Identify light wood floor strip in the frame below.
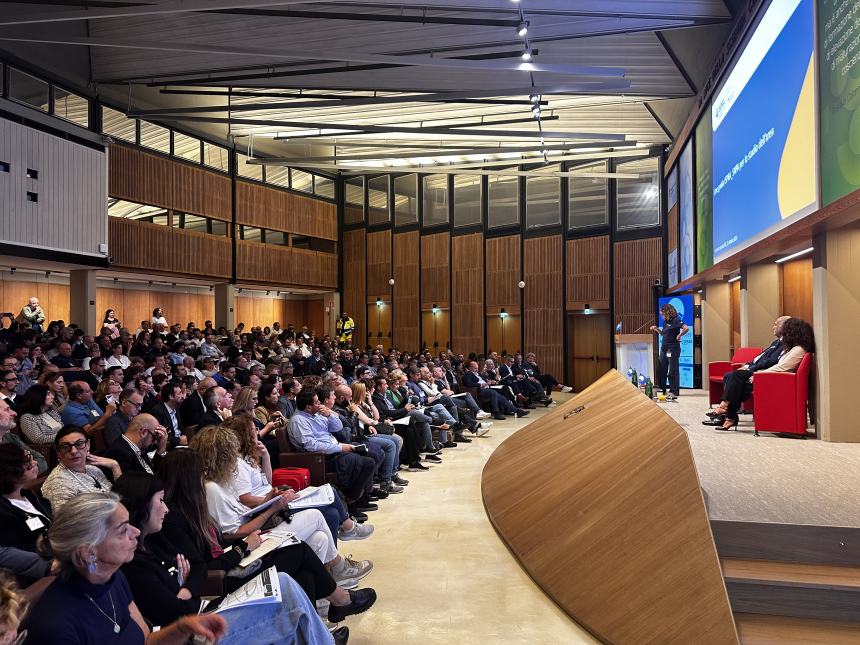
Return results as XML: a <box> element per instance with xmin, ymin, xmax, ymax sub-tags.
<box><xmin>722</xmin><ymin>558</ymin><xmax>860</xmax><ymax>590</ymax></box>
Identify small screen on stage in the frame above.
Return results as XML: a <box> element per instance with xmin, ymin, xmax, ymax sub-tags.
<box><xmin>658</xmin><ymin>295</ymin><xmax>695</xmax><ymax>389</ymax></box>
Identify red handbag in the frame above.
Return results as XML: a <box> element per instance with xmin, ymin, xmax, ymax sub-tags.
<box><xmin>271</xmin><ymin>467</ymin><xmax>311</xmax><ymax>491</ymax></box>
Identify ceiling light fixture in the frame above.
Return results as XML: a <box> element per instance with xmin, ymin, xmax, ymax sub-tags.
<box><xmin>521</xmin><ymin>49</ymin><xmax>533</xmax><ymax>62</ymax></box>
<box><xmin>727</xmin><ymin>275</ymin><xmax>741</xmax><ymax>283</ymax></box>
<box><xmin>529</xmin><ymin>93</ymin><xmax>539</xmax><ymax>103</ymax></box>
<box><xmin>774</xmin><ymin>247</ymin><xmax>814</xmax><ymax>263</ymax></box>
<box><xmin>517</xmin><ymin>21</ymin><xmax>529</xmax><ymax>37</ymax></box>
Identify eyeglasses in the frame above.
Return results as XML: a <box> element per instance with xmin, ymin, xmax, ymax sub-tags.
<box><xmin>57</xmin><ymin>438</ymin><xmax>89</xmax><ymax>453</ymax></box>
<box><xmin>22</xmin><ymin>451</ymin><xmax>34</xmax><ymax>464</ymax></box>
<box><xmin>127</xmin><ymin>400</ymin><xmax>144</xmax><ymax>409</ymax></box>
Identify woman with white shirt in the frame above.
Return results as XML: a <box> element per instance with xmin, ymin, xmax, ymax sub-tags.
<box><xmin>41</xmin><ymin>426</ymin><xmax>123</xmax><ymax>511</ymax></box>
<box><xmin>105</xmin><ymin>341</ymin><xmax>131</xmax><ymax>369</ymax></box>
<box><xmin>18</xmin><ymin>384</ymin><xmax>63</xmax><ymax>445</ymax></box>
<box><xmin>189</xmin><ymin>424</ymin><xmax>373</xmax><ymax>588</ymax></box>
<box><xmin>151</xmin><ymin>307</ymin><xmax>168</xmax><ymax>328</ymax></box>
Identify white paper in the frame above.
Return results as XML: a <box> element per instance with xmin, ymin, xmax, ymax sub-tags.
<box><xmin>288</xmin><ymin>484</ymin><xmax>335</xmax><ymax>510</ymax></box>
<box><xmin>211</xmin><ymin>566</ymin><xmax>281</xmax><ymax>612</ymax></box>
<box><xmin>241</xmin><ymin>494</ymin><xmax>281</xmax><ymax>518</ymax></box>
<box><xmin>238</xmin><ymin>533</ymin><xmax>299</xmax><ymax>568</ymax></box>
<box><xmin>391</xmin><ymin>417</ymin><xmax>411</xmax><ymax>426</ymax></box>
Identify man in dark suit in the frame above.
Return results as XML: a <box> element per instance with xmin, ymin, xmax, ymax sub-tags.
<box><xmin>462</xmin><ymin>361</ymin><xmax>527</xmax><ymax>421</ymax></box>
<box><xmin>499</xmin><ymin>355</ymin><xmax>549</xmax><ymax>406</ymax></box>
<box><xmin>148</xmin><ymin>381</ymin><xmax>187</xmax><ymax>448</ymax></box>
<box><xmin>179</xmin><ymin>376</ymin><xmax>215</xmax><ymax>427</ymax></box>
<box><xmin>103</xmin><ymin>387</ymin><xmax>144</xmax><ymax>448</ymax></box>
<box><xmin>196</xmin><ymin>385</ymin><xmax>233</xmax><ymax>429</ymax></box>
<box><xmin>103</xmin><ymin>413</ymin><xmax>167</xmax><ymax>475</ymax></box>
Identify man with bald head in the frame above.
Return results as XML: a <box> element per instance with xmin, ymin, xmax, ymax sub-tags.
<box><xmin>103</xmin><ymin>412</ymin><xmax>168</xmax><ymax>475</ymax></box>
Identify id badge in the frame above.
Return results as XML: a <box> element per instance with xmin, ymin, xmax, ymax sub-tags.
<box><xmin>666</xmin><ymin>352</ymin><xmax>672</xmax><ymax>358</ymax></box>
<box><xmin>26</xmin><ymin>516</ymin><xmax>45</xmax><ymax>531</ymax></box>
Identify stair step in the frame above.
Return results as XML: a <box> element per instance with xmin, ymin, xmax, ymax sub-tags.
<box><xmin>736</xmin><ymin>613</ymin><xmax>860</xmax><ymax>644</ymax></box>
<box><xmin>723</xmin><ymin>558</ymin><xmax>860</xmax><ymax>591</ymax></box>
<box><xmin>723</xmin><ymin>559</ymin><xmax>860</xmax><ymax>622</ymax></box>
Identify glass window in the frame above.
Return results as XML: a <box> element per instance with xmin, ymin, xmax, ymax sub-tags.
<box><xmin>102</xmin><ymin>106</ymin><xmax>136</xmax><ymax>142</ymax></box>
<box><xmin>292</xmin><ymin>235</ymin><xmax>336</xmax><ymax>253</ymax></box>
<box><xmin>53</xmin><ymin>87</ymin><xmax>89</xmax><ymax>127</ymax></box>
<box><xmin>267</xmin><ymin>231</ymin><xmax>289</xmax><ymax>246</ymax></box>
<box><xmin>266</xmin><ymin>165</ymin><xmax>290</xmax><ymax>188</ymax></box>
<box><xmin>107</xmin><ymin>198</ymin><xmax>168</xmax><ymax>223</ymax></box>
<box><xmin>393</xmin><ymin>174</ymin><xmax>418</xmax><ymax>227</ymax></box>
<box><xmin>8</xmin><ymin>68</ymin><xmax>48</xmax><ymax>111</ymax></box>
<box><xmin>210</xmin><ymin>219</ymin><xmax>228</xmax><ymax>236</ymax></box>
<box><xmin>423</xmin><ymin>174</ymin><xmax>449</xmax><ymax>227</ymax></box>
<box><xmin>315</xmin><ymin>175</ymin><xmax>335</xmax><ymax>199</ymax></box>
<box><xmin>240</xmin><ymin>225</ymin><xmax>262</xmax><ymax>242</ymax></box>
<box><xmin>203</xmin><ymin>142</ymin><xmax>229</xmax><ymax>172</ymax></box>
<box><xmin>616</xmin><ymin>156</ymin><xmax>661</xmax><ymax>230</ymax></box>
<box><xmin>237</xmin><ymin>152</ymin><xmax>263</xmax><ymax>181</ymax></box>
<box><xmin>367</xmin><ymin>176</ymin><xmax>389</xmax><ymax>225</ymax></box>
<box><xmin>291</xmin><ymin>235</ymin><xmax>310</xmax><ymax>249</ymax></box>
<box><xmin>291</xmin><ymin>169</ymin><xmax>313</xmax><ymax>193</ymax></box>
<box><xmin>488</xmin><ymin>173</ymin><xmax>519</xmax><ymax>229</ymax></box>
<box><xmin>173</xmin><ymin>132</ymin><xmax>201</xmax><ymax>163</ymax></box>
<box><xmin>344</xmin><ymin>177</ymin><xmax>365</xmax><ymax>225</ymax></box>
<box><xmin>526</xmin><ymin>167</ymin><xmax>560</xmax><ymax>230</ymax></box>
<box><xmin>453</xmin><ymin>175</ymin><xmax>482</xmax><ymax>228</ymax></box>
<box><xmin>569</xmin><ymin>161</ymin><xmax>609</xmax><ymax>230</ymax></box>
<box><xmin>139</xmin><ymin>121</ymin><xmax>170</xmax><ymax>154</ymax></box>
<box><xmin>179</xmin><ymin>213</ymin><xmax>207</xmax><ymax>233</ymax></box>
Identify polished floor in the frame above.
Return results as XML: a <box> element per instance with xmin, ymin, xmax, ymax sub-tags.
<box><xmin>343</xmin><ymin>393</ymin><xmax>598</xmax><ymax>645</ymax></box>
<box><xmin>660</xmin><ymin>390</ymin><xmax>860</xmax><ymax>526</ymax></box>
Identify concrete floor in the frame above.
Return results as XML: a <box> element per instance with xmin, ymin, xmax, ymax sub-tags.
<box><xmin>343</xmin><ymin>393</ymin><xmax>598</xmax><ymax>645</ymax></box>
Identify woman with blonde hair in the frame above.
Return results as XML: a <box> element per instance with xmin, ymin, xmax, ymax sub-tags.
<box><xmin>190</xmin><ymin>425</ymin><xmax>375</xmax><ymax>591</ymax></box>
<box><xmin>94</xmin><ymin>378</ymin><xmax>122</xmax><ymax>411</ymax></box>
<box><xmin>0</xmin><ymin>572</ymin><xmax>28</xmax><ymax>645</ymax></box>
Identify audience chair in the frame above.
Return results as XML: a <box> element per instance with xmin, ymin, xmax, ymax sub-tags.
<box><xmin>274</xmin><ymin>426</ymin><xmax>330</xmax><ymax>486</ymax></box>
<box><xmin>753</xmin><ymin>353</ymin><xmax>813</xmax><ymax>437</ymax></box>
<box><xmin>708</xmin><ymin>346</ymin><xmax>762</xmax><ymax>409</ymax></box>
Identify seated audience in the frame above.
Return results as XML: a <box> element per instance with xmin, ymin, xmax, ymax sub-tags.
<box><xmin>18</xmin><ymin>384</ymin><xmax>63</xmax><ymax>445</ymax></box>
<box><xmin>38</xmin><ymin>370</ymin><xmax>66</xmax><ymax>413</ymax></box>
<box><xmin>0</xmin><ymin>400</ymin><xmax>47</xmax><ymax>475</ymax></box>
<box><xmin>60</xmin><ymin>381</ymin><xmax>115</xmax><ymax>440</ymax></box>
<box><xmin>103</xmin><ymin>388</ymin><xmax>145</xmax><ymax>448</ymax></box>
<box><xmin>41</xmin><ymin>426</ymin><xmax>121</xmax><ymax>510</ymax></box>
<box><xmin>148</xmin><ymin>381</ymin><xmax>188</xmax><ymax>448</ymax></box>
<box><xmin>103</xmin><ymin>414</ymin><xmax>168</xmax><ymax>475</ymax></box>
<box><xmin>462</xmin><ymin>361</ymin><xmax>527</xmax><ymax>420</ymax></box>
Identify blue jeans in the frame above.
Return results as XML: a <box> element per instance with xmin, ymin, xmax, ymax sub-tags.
<box><xmin>299</xmin><ymin>494</ymin><xmax>349</xmax><ymax>545</ymax></box>
<box><xmin>367</xmin><ymin>434</ymin><xmax>399</xmax><ymax>482</ymax></box>
<box><xmin>219</xmin><ymin>572</ymin><xmax>335</xmax><ymax>644</ymax></box>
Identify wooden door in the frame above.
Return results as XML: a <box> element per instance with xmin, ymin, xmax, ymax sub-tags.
<box><xmin>567</xmin><ymin>312</ymin><xmax>612</xmax><ymax>392</ymax></box>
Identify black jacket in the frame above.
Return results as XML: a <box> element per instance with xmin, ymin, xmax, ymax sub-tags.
<box><xmin>196</xmin><ymin>409</ymin><xmax>224</xmax><ymax>430</ymax></box>
<box><xmin>148</xmin><ymin>402</ymin><xmax>185</xmax><ymax>448</ymax></box>
<box><xmin>179</xmin><ymin>391</ymin><xmax>207</xmax><ymax>427</ymax></box>
<box><xmin>371</xmin><ymin>392</ymin><xmax>409</xmax><ymax>421</ymax></box>
<box><xmin>0</xmin><ymin>490</ymin><xmax>52</xmax><ymax>552</ymax></box>
<box><xmin>102</xmin><ymin>436</ymin><xmax>163</xmax><ymax>475</ymax></box>
<box><xmin>749</xmin><ymin>339</ymin><xmax>784</xmax><ymax>372</ymax></box>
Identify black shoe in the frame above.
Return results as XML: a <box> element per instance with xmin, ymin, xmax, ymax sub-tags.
<box><xmin>523</xmin><ymin>402</ymin><xmax>537</xmax><ymax>409</ymax></box>
<box><xmin>392</xmin><ymin>475</ymin><xmax>409</xmax><ymax>486</ymax></box>
<box><xmin>352</xmin><ymin>511</ymin><xmax>368</xmax><ymax>523</ymax></box>
<box><xmin>424</xmin><ymin>454</ymin><xmax>442</xmax><ymax>463</ymax></box>
<box><xmin>373</xmin><ymin>489</ymin><xmax>389</xmax><ymax>500</ymax></box>
<box><xmin>328</xmin><ymin>588</ymin><xmax>377</xmax><ymax>623</ymax></box>
<box><xmin>423</xmin><ymin>447</ymin><xmax>442</xmax><ymax>455</ymax></box>
<box><xmin>356</xmin><ymin>502</ymin><xmax>379</xmax><ymax>512</ymax></box>
<box><xmin>332</xmin><ymin>625</ymin><xmax>349</xmax><ymax>645</ymax></box>
<box><xmin>515</xmin><ymin>409</ymin><xmax>530</xmax><ymax>418</ymax></box>
<box><xmin>454</xmin><ymin>433</ymin><xmax>472</xmax><ymax>443</ymax></box>
<box><xmin>542</xmin><ymin>398</ymin><xmax>553</xmax><ymax>407</ymax></box>
<box><xmin>407</xmin><ymin>462</ymin><xmax>429</xmax><ymax>471</ymax></box>
<box><xmin>493</xmin><ymin>413</ymin><xmax>506</xmax><ymax>420</ymax></box>
<box><xmin>441</xmin><ymin>441</ymin><xmax>458</xmax><ymax>448</ymax></box>
<box><xmin>701</xmin><ymin>416</ymin><xmax>726</xmax><ymax>426</ymax></box>
<box><xmin>716</xmin><ymin>422</ymin><xmax>738</xmax><ymax>432</ymax></box>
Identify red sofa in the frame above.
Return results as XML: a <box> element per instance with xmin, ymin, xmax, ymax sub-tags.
<box><xmin>708</xmin><ymin>347</ymin><xmax>762</xmax><ymax>408</ymax></box>
<box><xmin>753</xmin><ymin>353</ymin><xmax>813</xmax><ymax>437</ymax></box>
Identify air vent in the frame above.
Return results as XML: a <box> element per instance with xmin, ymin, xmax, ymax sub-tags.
<box><xmin>26</xmin><ymin>168</ymin><xmax>38</xmax><ymax>180</ymax></box>
<box><xmin>26</xmin><ymin>192</ymin><xmax>38</xmax><ymax>203</ymax></box>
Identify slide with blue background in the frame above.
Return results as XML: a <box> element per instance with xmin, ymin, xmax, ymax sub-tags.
<box><xmin>658</xmin><ymin>295</ymin><xmax>695</xmax><ymax>389</ymax></box>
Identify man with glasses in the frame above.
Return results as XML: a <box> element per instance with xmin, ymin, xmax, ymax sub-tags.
<box><xmin>69</xmin><ymin>356</ymin><xmax>106</xmax><ymax>391</ymax></box>
<box><xmin>0</xmin><ymin>399</ymin><xmax>46</xmax><ymax>474</ymax></box>
<box><xmin>0</xmin><ymin>369</ymin><xmax>20</xmax><ymax>415</ymax></box>
<box><xmin>103</xmin><ymin>388</ymin><xmax>145</xmax><ymax>447</ymax></box>
<box><xmin>41</xmin><ymin>425</ymin><xmax>122</xmax><ymax>510</ymax></box>
<box><xmin>59</xmin><ymin>381</ymin><xmax>116</xmax><ymax>442</ymax></box>
<box><xmin>103</xmin><ymin>413</ymin><xmax>168</xmax><ymax>475</ymax></box>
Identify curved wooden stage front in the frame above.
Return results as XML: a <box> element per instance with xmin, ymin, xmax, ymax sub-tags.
<box><xmin>481</xmin><ymin>370</ymin><xmax>739</xmax><ymax>644</ymax></box>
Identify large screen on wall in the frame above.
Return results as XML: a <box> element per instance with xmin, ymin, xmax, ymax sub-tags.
<box><xmin>820</xmin><ymin>0</ymin><xmax>860</xmax><ymax>206</ymax></box>
<box><xmin>658</xmin><ymin>295</ymin><xmax>695</xmax><ymax>389</ymax></box>
<box><xmin>711</xmin><ymin>0</ymin><xmax>817</xmax><ymax>262</ymax></box>
<box><xmin>667</xmin><ymin>165</ymin><xmax>679</xmax><ymax>286</ymax></box>
<box><xmin>679</xmin><ymin>141</ymin><xmax>695</xmax><ymax>282</ymax></box>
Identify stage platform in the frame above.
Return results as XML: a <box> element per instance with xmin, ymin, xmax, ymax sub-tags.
<box><xmin>661</xmin><ymin>390</ymin><xmax>860</xmax><ymax>527</ymax></box>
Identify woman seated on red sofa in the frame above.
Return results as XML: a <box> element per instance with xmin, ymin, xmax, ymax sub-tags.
<box><xmin>706</xmin><ymin>317</ymin><xmax>815</xmax><ymax>432</ymax></box>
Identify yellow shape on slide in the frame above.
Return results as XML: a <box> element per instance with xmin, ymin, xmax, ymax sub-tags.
<box><xmin>778</xmin><ymin>54</ymin><xmax>816</xmax><ymax>218</ymax></box>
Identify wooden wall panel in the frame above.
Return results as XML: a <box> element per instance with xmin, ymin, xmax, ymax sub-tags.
<box><xmin>96</xmin><ymin>288</ymin><xmax>215</xmax><ymax>331</ymax></box>
<box><xmin>421</xmin><ymin>310</ymin><xmax>450</xmax><ymax>351</ymax></box>
<box><xmin>109</xmin><ymin>219</ymin><xmax>231</xmax><ymax>281</ymax></box>
<box><xmin>393</xmin><ymin>231</ymin><xmax>420</xmax><ymax>349</ymax></box>
<box><xmin>108</xmin><ymin>144</ymin><xmax>231</xmax><ymax>221</ymax></box>
<box><xmin>566</xmin><ymin>235</ymin><xmax>610</xmax><ymax>310</ymax></box>
<box><xmin>305</xmin><ymin>298</ymin><xmax>325</xmax><ymax>336</ymax></box>
<box><xmin>781</xmin><ymin>257</ymin><xmax>813</xmax><ymax>324</ymax></box>
<box><xmin>420</xmin><ymin>232</ymin><xmax>450</xmax><ymax>309</ymax></box>
<box><xmin>366</xmin><ymin>230</ymin><xmax>392</xmax><ymax>302</ymax></box>
<box><xmin>614</xmin><ymin>237</ymin><xmax>663</xmax><ymax>334</ymax></box>
<box><xmin>730</xmin><ymin>280</ymin><xmax>741</xmax><ymax>353</ymax></box>
<box><xmin>235</xmin><ymin>241</ymin><xmax>337</xmax><ymax>289</ymax></box>
<box><xmin>0</xmin><ymin>280</ymin><xmax>70</xmax><ymax>326</ymax></box>
<box><xmin>451</xmin><ymin>233</ymin><xmax>484</xmax><ymax>355</ymax></box>
<box><xmin>487</xmin><ymin>315</ymin><xmax>521</xmax><ymax>355</ymax></box>
<box><xmin>524</xmin><ymin>236</ymin><xmax>564</xmax><ymax>379</ymax></box>
<box><xmin>486</xmin><ymin>235</ymin><xmax>520</xmax><ymax>315</ymax></box>
<box><xmin>343</xmin><ymin>229</ymin><xmax>367</xmax><ymax>348</ymax></box>
<box><xmin>235</xmin><ymin>181</ymin><xmax>337</xmax><ymax>240</ymax></box>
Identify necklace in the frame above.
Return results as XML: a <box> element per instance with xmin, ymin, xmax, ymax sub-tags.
<box><xmin>82</xmin><ymin>588</ymin><xmax>121</xmax><ymax>634</ymax></box>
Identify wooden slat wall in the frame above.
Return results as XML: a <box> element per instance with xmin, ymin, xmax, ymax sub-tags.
<box><xmin>566</xmin><ymin>235</ymin><xmax>610</xmax><ymax>310</ymax></box>
<box><xmin>420</xmin><ymin>232</ymin><xmax>450</xmax><ymax>309</ymax></box>
<box><xmin>342</xmin><ymin>229</ymin><xmax>367</xmax><ymax>347</ymax></box>
<box><xmin>451</xmin><ymin>233</ymin><xmax>484</xmax><ymax>354</ymax></box>
<box><xmin>486</xmin><ymin>235</ymin><xmax>521</xmax><ymax>315</ymax></box>
<box><xmin>96</xmin><ymin>287</ymin><xmax>215</xmax><ymax>331</ymax></box>
<box><xmin>109</xmin><ymin>218</ymin><xmax>232</xmax><ymax>281</ymax></box>
<box><xmin>108</xmin><ymin>144</ymin><xmax>231</xmax><ymax>221</ymax></box>
<box><xmin>235</xmin><ymin>181</ymin><xmax>337</xmax><ymax>240</ymax></box>
<box><xmin>236</xmin><ymin>241</ymin><xmax>337</xmax><ymax>288</ymax></box>
<box><xmin>614</xmin><ymin>237</ymin><xmax>663</xmax><ymax>333</ymax></box>
<box><xmin>393</xmin><ymin>231</ymin><xmax>420</xmax><ymax>349</ymax></box>
<box><xmin>366</xmin><ymin>230</ymin><xmax>392</xmax><ymax>302</ymax></box>
<box><xmin>781</xmin><ymin>257</ymin><xmax>813</xmax><ymax>324</ymax></box>
<box><xmin>524</xmin><ymin>236</ymin><xmax>564</xmax><ymax>379</ymax></box>
<box><xmin>0</xmin><ymin>280</ymin><xmax>70</xmax><ymax>326</ymax></box>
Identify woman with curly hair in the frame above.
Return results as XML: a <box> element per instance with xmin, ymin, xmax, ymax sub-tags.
<box><xmin>649</xmin><ymin>302</ymin><xmax>690</xmax><ymax>400</ymax></box>
<box><xmin>0</xmin><ymin>572</ymin><xmax>28</xmax><ymax>644</ymax></box>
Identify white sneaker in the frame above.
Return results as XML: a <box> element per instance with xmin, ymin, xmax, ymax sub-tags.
<box><xmin>476</xmin><ymin>422</ymin><xmax>492</xmax><ymax>437</ymax></box>
<box><xmin>476</xmin><ymin>411</ymin><xmax>492</xmax><ymax>419</ymax></box>
<box><xmin>338</xmin><ymin>521</ymin><xmax>375</xmax><ymax>541</ymax></box>
<box><xmin>331</xmin><ymin>555</ymin><xmax>373</xmax><ymax>586</ymax></box>
<box><xmin>561</xmin><ymin>386</ymin><xmax>573</xmax><ymax>393</ymax></box>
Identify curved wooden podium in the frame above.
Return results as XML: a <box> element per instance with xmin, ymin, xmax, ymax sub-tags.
<box><xmin>482</xmin><ymin>370</ymin><xmax>739</xmax><ymax>644</ymax></box>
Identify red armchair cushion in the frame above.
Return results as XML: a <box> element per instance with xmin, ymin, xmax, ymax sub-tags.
<box><xmin>753</xmin><ymin>353</ymin><xmax>813</xmax><ymax>435</ymax></box>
